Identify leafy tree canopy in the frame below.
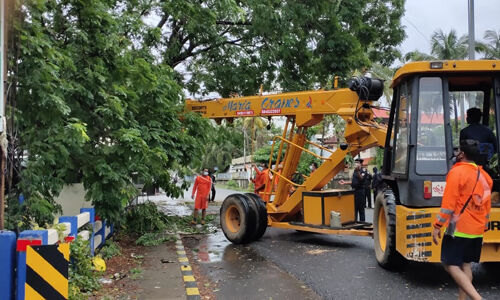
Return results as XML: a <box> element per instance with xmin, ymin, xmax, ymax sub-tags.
<box><xmin>155</xmin><ymin>0</ymin><xmax>406</xmax><ymax>94</ymax></box>
<box><xmin>9</xmin><ymin>0</ymin><xmax>208</xmax><ymax>225</ymax></box>
<box><xmin>8</xmin><ymin>0</ymin><xmax>406</xmax><ymax>226</ymax></box>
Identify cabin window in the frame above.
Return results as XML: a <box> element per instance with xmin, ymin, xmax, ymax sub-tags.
<box><xmin>416</xmin><ymin>77</ymin><xmax>447</xmax><ymax>175</ymax></box>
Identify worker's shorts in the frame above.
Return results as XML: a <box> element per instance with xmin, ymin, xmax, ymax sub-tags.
<box><xmin>195</xmin><ymin>195</ymin><xmax>208</xmax><ymax>210</ymax></box>
<box><xmin>441</xmin><ymin>235</ymin><xmax>483</xmax><ymax>266</ymax></box>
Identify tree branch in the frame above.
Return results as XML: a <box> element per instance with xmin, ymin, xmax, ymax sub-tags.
<box><xmin>156</xmin><ymin>14</ymin><xmax>169</xmax><ymax>28</ymax></box>
<box><xmin>216</xmin><ymin>20</ymin><xmax>252</xmax><ymax>26</ymax></box>
<box><xmin>191</xmin><ymin>38</ymin><xmax>244</xmax><ymax>56</ymax></box>
<box><xmin>170</xmin><ymin>38</ymin><xmax>244</xmax><ymax>68</ymax></box>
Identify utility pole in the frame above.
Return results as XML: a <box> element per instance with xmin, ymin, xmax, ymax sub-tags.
<box><xmin>0</xmin><ymin>0</ymin><xmax>7</xmax><ymax>230</ymax></box>
<box><xmin>468</xmin><ymin>0</ymin><xmax>475</xmax><ymax>60</ymax></box>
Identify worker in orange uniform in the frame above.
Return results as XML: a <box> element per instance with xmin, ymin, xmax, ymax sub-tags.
<box><xmin>252</xmin><ymin>163</ymin><xmax>271</xmax><ymax>201</ymax></box>
<box><xmin>251</xmin><ymin>163</ymin><xmax>264</xmax><ymax>194</ymax></box>
<box><xmin>273</xmin><ymin>163</ymin><xmax>284</xmax><ymax>190</ymax></box>
<box><xmin>191</xmin><ymin>168</ymin><xmax>212</xmax><ymax>225</ymax></box>
<box><xmin>432</xmin><ymin>139</ymin><xmax>492</xmax><ymax>300</ymax></box>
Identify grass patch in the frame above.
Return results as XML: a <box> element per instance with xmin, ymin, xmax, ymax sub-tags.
<box><xmin>129</xmin><ymin>267</ymin><xmax>143</xmax><ymax>280</ymax></box>
<box><xmin>99</xmin><ymin>241</ymin><xmax>121</xmax><ymax>259</ymax></box>
<box><xmin>135</xmin><ymin>232</ymin><xmax>173</xmax><ymax>246</ymax></box>
<box><xmin>215</xmin><ymin>183</ymin><xmax>252</xmax><ymax>192</ymax></box>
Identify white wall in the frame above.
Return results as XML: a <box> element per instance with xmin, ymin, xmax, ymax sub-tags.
<box><xmin>54</xmin><ymin>183</ymin><xmax>92</xmax><ymax>216</ymax></box>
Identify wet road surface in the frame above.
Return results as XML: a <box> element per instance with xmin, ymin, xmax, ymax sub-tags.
<box><xmin>148</xmin><ymin>188</ymin><xmax>500</xmax><ymax>299</ymax></box>
<box><xmin>183</xmin><ymin>231</ymin><xmax>320</xmax><ymax>300</ymax></box>
<box><xmin>186</xmin><ymin>209</ymin><xmax>500</xmax><ymax>300</ymax></box>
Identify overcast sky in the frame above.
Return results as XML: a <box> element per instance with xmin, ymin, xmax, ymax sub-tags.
<box><xmin>400</xmin><ymin>0</ymin><xmax>500</xmax><ymax>56</ymax></box>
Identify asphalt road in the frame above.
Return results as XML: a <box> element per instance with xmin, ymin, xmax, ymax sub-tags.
<box><xmin>189</xmin><ymin>207</ymin><xmax>500</xmax><ymax>300</ymax></box>
<box><xmin>250</xmin><ymin>211</ymin><xmax>500</xmax><ymax>300</ymax></box>
<box><xmin>151</xmin><ymin>187</ymin><xmax>500</xmax><ymax>299</ymax></box>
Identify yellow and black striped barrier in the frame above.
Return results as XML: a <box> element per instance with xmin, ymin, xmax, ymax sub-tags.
<box><xmin>25</xmin><ymin>244</ymin><xmax>69</xmax><ymax>300</ymax></box>
<box><xmin>175</xmin><ymin>234</ymin><xmax>201</xmax><ymax>300</ymax></box>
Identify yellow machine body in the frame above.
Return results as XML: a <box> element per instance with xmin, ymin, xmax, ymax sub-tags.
<box><xmin>186</xmin><ymin>60</ymin><xmax>500</xmax><ymax>263</ymax></box>
<box><xmin>396</xmin><ymin>206</ymin><xmax>500</xmax><ymax>262</ymax></box>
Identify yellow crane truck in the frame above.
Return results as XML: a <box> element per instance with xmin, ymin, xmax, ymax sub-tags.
<box><xmin>185</xmin><ymin>60</ymin><xmax>500</xmax><ymax>268</ymax></box>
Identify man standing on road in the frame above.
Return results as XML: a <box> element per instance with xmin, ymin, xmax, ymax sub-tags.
<box><xmin>251</xmin><ymin>163</ymin><xmax>264</xmax><ymax>194</ymax></box>
<box><xmin>432</xmin><ymin>139</ymin><xmax>492</xmax><ymax>300</ymax></box>
<box><xmin>339</xmin><ymin>158</ymin><xmax>366</xmax><ymax>222</ymax></box>
<box><xmin>252</xmin><ymin>163</ymin><xmax>270</xmax><ymax>199</ymax></box>
<box><xmin>362</xmin><ymin>167</ymin><xmax>372</xmax><ymax>208</ymax></box>
<box><xmin>209</xmin><ymin>169</ymin><xmax>216</xmax><ymax>202</ymax></box>
<box><xmin>371</xmin><ymin>167</ymin><xmax>383</xmax><ymax>201</ymax></box>
<box><xmin>191</xmin><ymin>168</ymin><xmax>212</xmax><ymax>225</ymax></box>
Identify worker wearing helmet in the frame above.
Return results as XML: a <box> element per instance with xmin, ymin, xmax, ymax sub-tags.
<box><xmin>432</xmin><ymin>139</ymin><xmax>492</xmax><ymax>300</ymax></box>
<box><xmin>191</xmin><ymin>168</ymin><xmax>212</xmax><ymax>225</ymax></box>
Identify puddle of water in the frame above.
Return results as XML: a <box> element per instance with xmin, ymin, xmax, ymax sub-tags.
<box><xmin>193</xmin><ymin>231</ymin><xmax>231</xmax><ymax>263</ymax></box>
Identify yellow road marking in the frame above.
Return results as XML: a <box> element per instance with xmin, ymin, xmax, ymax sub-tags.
<box><xmin>178</xmin><ymin>257</ymin><xmax>188</xmax><ymax>262</ymax></box>
<box><xmin>183</xmin><ymin>275</ymin><xmax>195</xmax><ymax>282</ymax></box>
<box><xmin>181</xmin><ymin>265</ymin><xmax>192</xmax><ymax>271</ymax></box>
<box><xmin>177</xmin><ymin>251</ymin><xmax>186</xmax><ymax>255</ymax></box>
<box><xmin>186</xmin><ymin>287</ymin><xmax>200</xmax><ymax>295</ymax></box>
<box><xmin>26</xmin><ymin>246</ymin><xmax>68</xmax><ymax>298</ymax></box>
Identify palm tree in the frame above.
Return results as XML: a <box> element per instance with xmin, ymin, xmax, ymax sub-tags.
<box><xmin>477</xmin><ymin>29</ymin><xmax>500</xmax><ymax>59</ymax></box>
<box><xmin>241</xmin><ymin>117</ymin><xmax>269</xmax><ymax>153</ymax></box>
<box><xmin>430</xmin><ymin>29</ymin><xmax>468</xmax><ymax>60</ymax></box>
<box><xmin>403</xmin><ymin>50</ymin><xmax>435</xmax><ymax>62</ymax></box>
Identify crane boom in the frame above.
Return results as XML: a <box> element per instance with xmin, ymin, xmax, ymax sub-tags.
<box><xmin>186</xmin><ymin>84</ymin><xmax>379</xmax><ymax>127</ymax></box>
<box><xmin>186</xmin><ymin>79</ymin><xmax>387</xmax><ymax>225</ymax></box>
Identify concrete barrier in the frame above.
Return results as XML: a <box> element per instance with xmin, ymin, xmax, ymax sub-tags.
<box><xmin>16</xmin><ymin>230</ymin><xmax>50</xmax><ymax>300</ymax></box>
<box><xmin>13</xmin><ymin>207</ymin><xmax>113</xmax><ymax>299</ymax></box>
<box><xmin>0</xmin><ymin>231</ymin><xmax>16</xmax><ymax>300</ymax></box>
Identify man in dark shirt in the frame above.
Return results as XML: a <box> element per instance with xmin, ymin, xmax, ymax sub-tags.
<box><xmin>371</xmin><ymin>167</ymin><xmax>383</xmax><ymax>200</ymax></box>
<box><xmin>340</xmin><ymin>158</ymin><xmax>366</xmax><ymax>222</ymax></box>
<box><xmin>209</xmin><ymin>170</ymin><xmax>216</xmax><ymax>202</ymax></box>
<box><xmin>362</xmin><ymin>167</ymin><xmax>372</xmax><ymax>208</ymax></box>
<box><xmin>460</xmin><ymin>107</ymin><xmax>497</xmax><ymax>164</ymax></box>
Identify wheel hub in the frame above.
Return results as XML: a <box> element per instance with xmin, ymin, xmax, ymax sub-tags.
<box><xmin>378</xmin><ymin>206</ymin><xmax>387</xmax><ymax>252</ymax></box>
<box><xmin>226</xmin><ymin>205</ymin><xmax>241</xmax><ymax>233</ymax></box>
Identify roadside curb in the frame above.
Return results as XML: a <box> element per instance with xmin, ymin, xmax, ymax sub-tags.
<box><xmin>175</xmin><ymin>234</ymin><xmax>201</xmax><ymax>300</ymax></box>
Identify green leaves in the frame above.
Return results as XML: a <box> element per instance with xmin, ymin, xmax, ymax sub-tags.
<box><xmin>10</xmin><ymin>0</ymin><xmax>209</xmax><ymax>225</ymax></box>
<box><xmin>69</xmin><ymin>237</ymin><xmax>102</xmax><ymax>298</ymax></box>
<box><xmin>181</xmin><ymin>0</ymin><xmax>405</xmax><ymax>94</ymax></box>
<box><xmin>8</xmin><ymin>0</ymin><xmax>406</xmax><ymax>227</ymax></box>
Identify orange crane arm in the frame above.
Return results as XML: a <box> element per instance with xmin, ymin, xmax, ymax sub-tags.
<box><xmin>186</xmin><ymin>79</ymin><xmax>387</xmax><ymax>222</ymax></box>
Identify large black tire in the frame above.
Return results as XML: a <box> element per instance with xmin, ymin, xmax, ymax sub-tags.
<box><xmin>220</xmin><ymin>194</ymin><xmax>257</xmax><ymax>244</ymax></box>
<box><xmin>245</xmin><ymin>193</ymin><xmax>268</xmax><ymax>241</ymax></box>
<box><xmin>373</xmin><ymin>189</ymin><xmax>405</xmax><ymax>270</ymax></box>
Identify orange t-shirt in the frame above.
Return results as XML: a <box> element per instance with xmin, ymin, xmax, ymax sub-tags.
<box><xmin>192</xmin><ymin>175</ymin><xmax>212</xmax><ymax>202</ymax></box>
<box><xmin>274</xmin><ymin>170</ymin><xmax>282</xmax><ymax>187</ymax></box>
<box><xmin>434</xmin><ymin>162</ymin><xmax>492</xmax><ymax>236</ymax></box>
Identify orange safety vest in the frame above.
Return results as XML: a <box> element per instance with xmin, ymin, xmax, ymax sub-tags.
<box><xmin>433</xmin><ymin>162</ymin><xmax>492</xmax><ymax>237</ymax></box>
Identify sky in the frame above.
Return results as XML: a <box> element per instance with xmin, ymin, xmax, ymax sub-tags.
<box><xmin>400</xmin><ymin>0</ymin><xmax>500</xmax><ymax>56</ymax></box>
